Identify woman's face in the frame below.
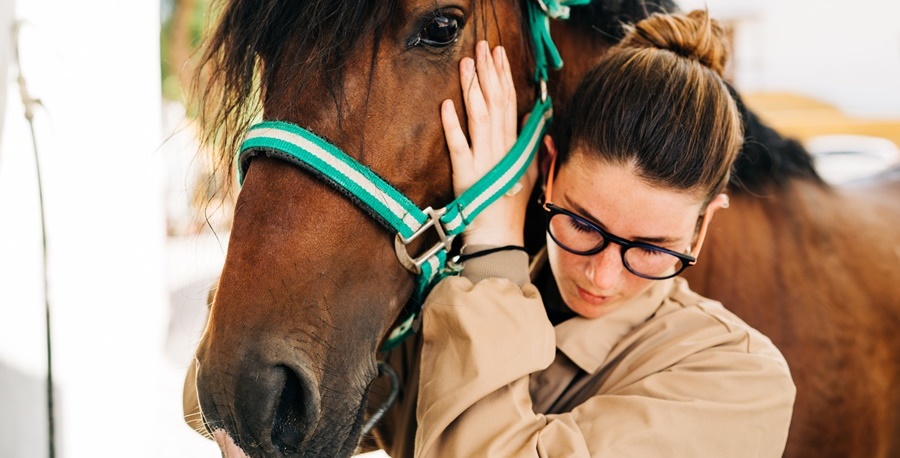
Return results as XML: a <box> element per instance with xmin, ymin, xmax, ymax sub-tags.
<box><xmin>547</xmin><ymin>152</ymin><xmax>706</xmax><ymax>319</ymax></box>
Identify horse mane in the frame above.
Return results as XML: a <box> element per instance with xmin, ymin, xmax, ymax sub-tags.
<box><xmin>726</xmin><ymin>84</ymin><xmax>825</xmax><ymax>193</ymax></box>
<box><xmin>568</xmin><ymin>1</ymin><xmax>679</xmax><ymax>43</ymax></box>
<box><xmin>192</xmin><ymin>0</ymin><xmax>397</xmax><ymax>184</ymax></box>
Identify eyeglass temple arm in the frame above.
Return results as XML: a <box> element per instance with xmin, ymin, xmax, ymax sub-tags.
<box><xmin>543</xmin><ymin>155</ymin><xmax>558</xmax><ymax>208</ymax></box>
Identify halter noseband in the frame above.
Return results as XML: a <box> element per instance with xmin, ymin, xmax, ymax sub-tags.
<box><xmin>236</xmin><ymin>0</ymin><xmax>588</xmax><ymax>351</ymax></box>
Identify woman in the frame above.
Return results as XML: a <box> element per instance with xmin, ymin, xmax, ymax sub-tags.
<box><xmin>415</xmin><ymin>11</ymin><xmax>795</xmax><ymax>457</ymax></box>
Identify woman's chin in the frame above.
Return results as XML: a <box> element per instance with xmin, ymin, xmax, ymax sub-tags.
<box><xmin>568</xmin><ymin>287</ymin><xmax>620</xmax><ymax>319</ymax></box>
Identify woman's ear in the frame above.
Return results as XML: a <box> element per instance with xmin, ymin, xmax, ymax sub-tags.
<box><xmin>706</xmin><ymin>193</ymin><xmax>730</xmax><ymax>217</ymax></box>
<box><xmin>691</xmin><ymin>193</ymin><xmax>730</xmax><ymax>259</ymax></box>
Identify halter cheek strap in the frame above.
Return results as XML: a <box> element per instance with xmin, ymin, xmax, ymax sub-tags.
<box><xmin>236</xmin><ymin>0</ymin><xmax>587</xmax><ymax>351</ymax></box>
<box><xmin>238</xmin><ymin>100</ymin><xmax>551</xmax><ymax>349</ymax></box>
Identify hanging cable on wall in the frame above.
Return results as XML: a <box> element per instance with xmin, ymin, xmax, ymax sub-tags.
<box><xmin>12</xmin><ymin>20</ymin><xmax>55</xmax><ymax>458</ymax></box>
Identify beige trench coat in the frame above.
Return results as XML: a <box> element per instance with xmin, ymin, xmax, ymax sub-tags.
<box><xmin>373</xmin><ymin>248</ymin><xmax>795</xmax><ymax>457</ymax></box>
<box><xmin>185</xmin><ymin>249</ymin><xmax>795</xmax><ymax>457</ymax></box>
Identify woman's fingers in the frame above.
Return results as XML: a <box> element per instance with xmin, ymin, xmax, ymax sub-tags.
<box><xmin>476</xmin><ymin>41</ymin><xmax>502</xmax><ymax>109</ymax></box>
<box><xmin>444</xmin><ymin>42</ymin><xmax>528</xmax><ymax>245</ymax></box>
<box><xmin>442</xmin><ymin>99</ymin><xmax>474</xmax><ymax>195</ymax></box>
<box><xmin>441</xmin><ymin>100</ymin><xmax>469</xmax><ymax>159</ymax></box>
<box><xmin>476</xmin><ymin>42</ymin><xmax>511</xmax><ymax>157</ymax></box>
<box><xmin>449</xmin><ymin>41</ymin><xmax>520</xmax><ymax>197</ymax></box>
<box><xmin>500</xmin><ymin>47</ymin><xmax>517</xmax><ymax>147</ymax></box>
<box><xmin>461</xmin><ymin>57</ymin><xmax>490</xmax><ymax>158</ymax></box>
<box><xmin>493</xmin><ymin>46</ymin><xmax>508</xmax><ymax>97</ymax></box>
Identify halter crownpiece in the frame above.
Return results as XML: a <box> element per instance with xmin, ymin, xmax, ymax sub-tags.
<box><xmin>237</xmin><ymin>0</ymin><xmax>586</xmax><ymax>351</ymax></box>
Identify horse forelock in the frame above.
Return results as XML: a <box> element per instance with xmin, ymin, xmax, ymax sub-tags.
<box><xmin>193</xmin><ymin>0</ymin><xmax>398</xmax><ymax>190</ymax></box>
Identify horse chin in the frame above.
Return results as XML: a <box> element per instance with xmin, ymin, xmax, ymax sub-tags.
<box><xmin>212</xmin><ymin>388</ymin><xmax>370</xmax><ymax>458</ymax></box>
<box><xmin>290</xmin><ymin>391</ymin><xmax>370</xmax><ymax>458</ymax></box>
<box><xmin>213</xmin><ymin>429</ymin><xmax>253</xmax><ymax>458</ymax></box>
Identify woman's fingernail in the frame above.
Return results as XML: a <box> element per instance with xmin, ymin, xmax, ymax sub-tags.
<box><xmin>463</xmin><ymin>58</ymin><xmax>474</xmax><ymax>73</ymax></box>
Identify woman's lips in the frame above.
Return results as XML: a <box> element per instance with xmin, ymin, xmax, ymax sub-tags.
<box><xmin>577</xmin><ymin>286</ymin><xmax>613</xmax><ymax>305</ymax></box>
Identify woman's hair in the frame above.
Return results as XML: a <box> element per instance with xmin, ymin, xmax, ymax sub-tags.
<box><xmin>559</xmin><ymin>10</ymin><xmax>743</xmax><ymax>203</ymax></box>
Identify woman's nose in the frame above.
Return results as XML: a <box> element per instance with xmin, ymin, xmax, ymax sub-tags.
<box><xmin>586</xmin><ymin>244</ymin><xmax>625</xmax><ymax>291</ymax></box>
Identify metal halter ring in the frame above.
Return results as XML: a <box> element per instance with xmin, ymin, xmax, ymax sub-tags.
<box><xmin>394</xmin><ymin>207</ymin><xmax>455</xmax><ymax>275</ymax></box>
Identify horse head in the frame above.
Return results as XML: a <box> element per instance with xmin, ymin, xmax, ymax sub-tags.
<box><xmin>192</xmin><ymin>1</ymin><xmax>547</xmax><ymax>456</ymax></box>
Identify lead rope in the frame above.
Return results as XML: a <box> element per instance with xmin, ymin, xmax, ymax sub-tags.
<box><xmin>12</xmin><ymin>20</ymin><xmax>56</xmax><ymax>458</ymax></box>
<box><xmin>360</xmin><ymin>362</ymin><xmax>400</xmax><ymax>438</ymax></box>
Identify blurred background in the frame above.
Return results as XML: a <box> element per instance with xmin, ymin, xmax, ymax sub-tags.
<box><xmin>0</xmin><ymin>0</ymin><xmax>897</xmax><ymax>456</ymax></box>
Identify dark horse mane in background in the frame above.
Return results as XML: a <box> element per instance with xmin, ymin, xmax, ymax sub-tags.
<box><xmin>727</xmin><ymin>85</ymin><xmax>824</xmax><ymax>192</ymax></box>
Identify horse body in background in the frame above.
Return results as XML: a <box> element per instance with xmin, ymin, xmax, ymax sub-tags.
<box><xmin>676</xmin><ymin>103</ymin><xmax>900</xmax><ymax>458</ymax></box>
<box><xmin>190</xmin><ymin>1</ymin><xmax>900</xmax><ymax>457</ymax></box>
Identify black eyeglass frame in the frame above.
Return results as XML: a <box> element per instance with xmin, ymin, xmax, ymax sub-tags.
<box><xmin>543</xmin><ymin>203</ymin><xmax>697</xmax><ymax>280</ymax></box>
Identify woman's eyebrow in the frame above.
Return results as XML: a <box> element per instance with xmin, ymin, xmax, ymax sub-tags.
<box><xmin>564</xmin><ymin>193</ymin><xmax>682</xmax><ymax>245</ymax></box>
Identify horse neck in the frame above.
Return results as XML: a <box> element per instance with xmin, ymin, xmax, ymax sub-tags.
<box><xmin>683</xmin><ymin>176</ymin><xmax>900</xmax><ymax>333</ymax></box>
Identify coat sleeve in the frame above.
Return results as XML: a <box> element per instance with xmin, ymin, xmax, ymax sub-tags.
<box><xmin>415</xmin><ymin>275</ymin><xmax>564</xmax><ymax>457</ymax></box>
<box><xmin>414</xmin><ymin>274</ymin><xmax>795</xmax><ymax>457</ymax></box>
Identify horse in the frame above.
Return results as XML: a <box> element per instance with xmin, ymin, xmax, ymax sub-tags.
<box><xmin>185</xmin><ymin>1</ymin><xmax>900</xmax><ymax>457</ymax></box>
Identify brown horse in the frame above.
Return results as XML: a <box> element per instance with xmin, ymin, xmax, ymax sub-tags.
<box><xmin>187</xmin><ymin>1</ymin><xmax>900</xmax><ymax>457</ymax></box>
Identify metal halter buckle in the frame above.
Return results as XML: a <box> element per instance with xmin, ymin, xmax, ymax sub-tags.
<box><xmin>535</xmin><ymin>0</ymin><xmax>570</xmax><ymax>19</ymax></box>
<box><xmin>394</xmin><ymin>207</ymin><xmax>455</xmax><ymax>275</ymax></box>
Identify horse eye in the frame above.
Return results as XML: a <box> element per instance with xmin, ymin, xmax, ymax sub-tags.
<box><xmin>415</xmin><ymin>15</ymin><xmax>461</xmax><ymax>47</ymax></box>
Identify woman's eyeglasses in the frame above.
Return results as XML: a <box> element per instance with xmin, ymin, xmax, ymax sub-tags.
<box><xmin>543</xmin><ymin>203</ymin><xmax>696</xmax><ymax>280</ymax></box>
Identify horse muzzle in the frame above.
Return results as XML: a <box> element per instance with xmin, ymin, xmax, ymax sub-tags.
<box><xmin>195</xmin><ymin>346</ymin><xmax>369</xmax><ymax>458</ymax></box>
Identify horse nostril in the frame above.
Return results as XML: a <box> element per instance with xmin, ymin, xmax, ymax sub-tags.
<box><xmin>272</xmin><ymin>365</ymin><xmax>318</xmax><ymax>454</ymax></box>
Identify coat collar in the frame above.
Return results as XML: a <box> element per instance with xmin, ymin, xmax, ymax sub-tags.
<box><xmin>553</xmin><ymin>278</ymin><xmax>673</xmax><ymax>373</ymax></box>
<box><xmin>529</xmin><ymin>247</ymin><xmax>675</xmax><ymax>374</ymax></box>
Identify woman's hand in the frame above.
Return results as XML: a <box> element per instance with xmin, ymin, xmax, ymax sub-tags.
<box><xmin>442</xmin><ymin>41</ymin><xmax>538</xmax><ymax>247</ymax></box>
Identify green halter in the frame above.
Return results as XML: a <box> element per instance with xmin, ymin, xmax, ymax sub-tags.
<box><xmin>237</xmin><ymin>0</ymin><xmax>589</xmax><ymax>350</ymax></box>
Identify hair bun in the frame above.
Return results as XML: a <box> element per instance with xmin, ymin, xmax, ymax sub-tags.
<box><xmin>620</xmin><ymin>10</ymin><xmax>730</xmax><ymax>76</ymax></box>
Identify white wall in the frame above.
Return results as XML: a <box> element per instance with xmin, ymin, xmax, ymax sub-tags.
<box><xmin>0</xmin><ymin>0</ymin><xmax>9</xmax><ymax>144</ymax></box>
<box><xmin>0</xmin><ymin>1</ymin><xmax>214</xmax><ymax>457</ymax></box>
<box><xmin>0</xmin><ymin>0</ymin><xmax>49</xmax><ymax>455</ymax></box>
<box><xmin>683</xmin><ymin>0</ymin><xmax>900</xmax><ymax>117</ymax></box>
